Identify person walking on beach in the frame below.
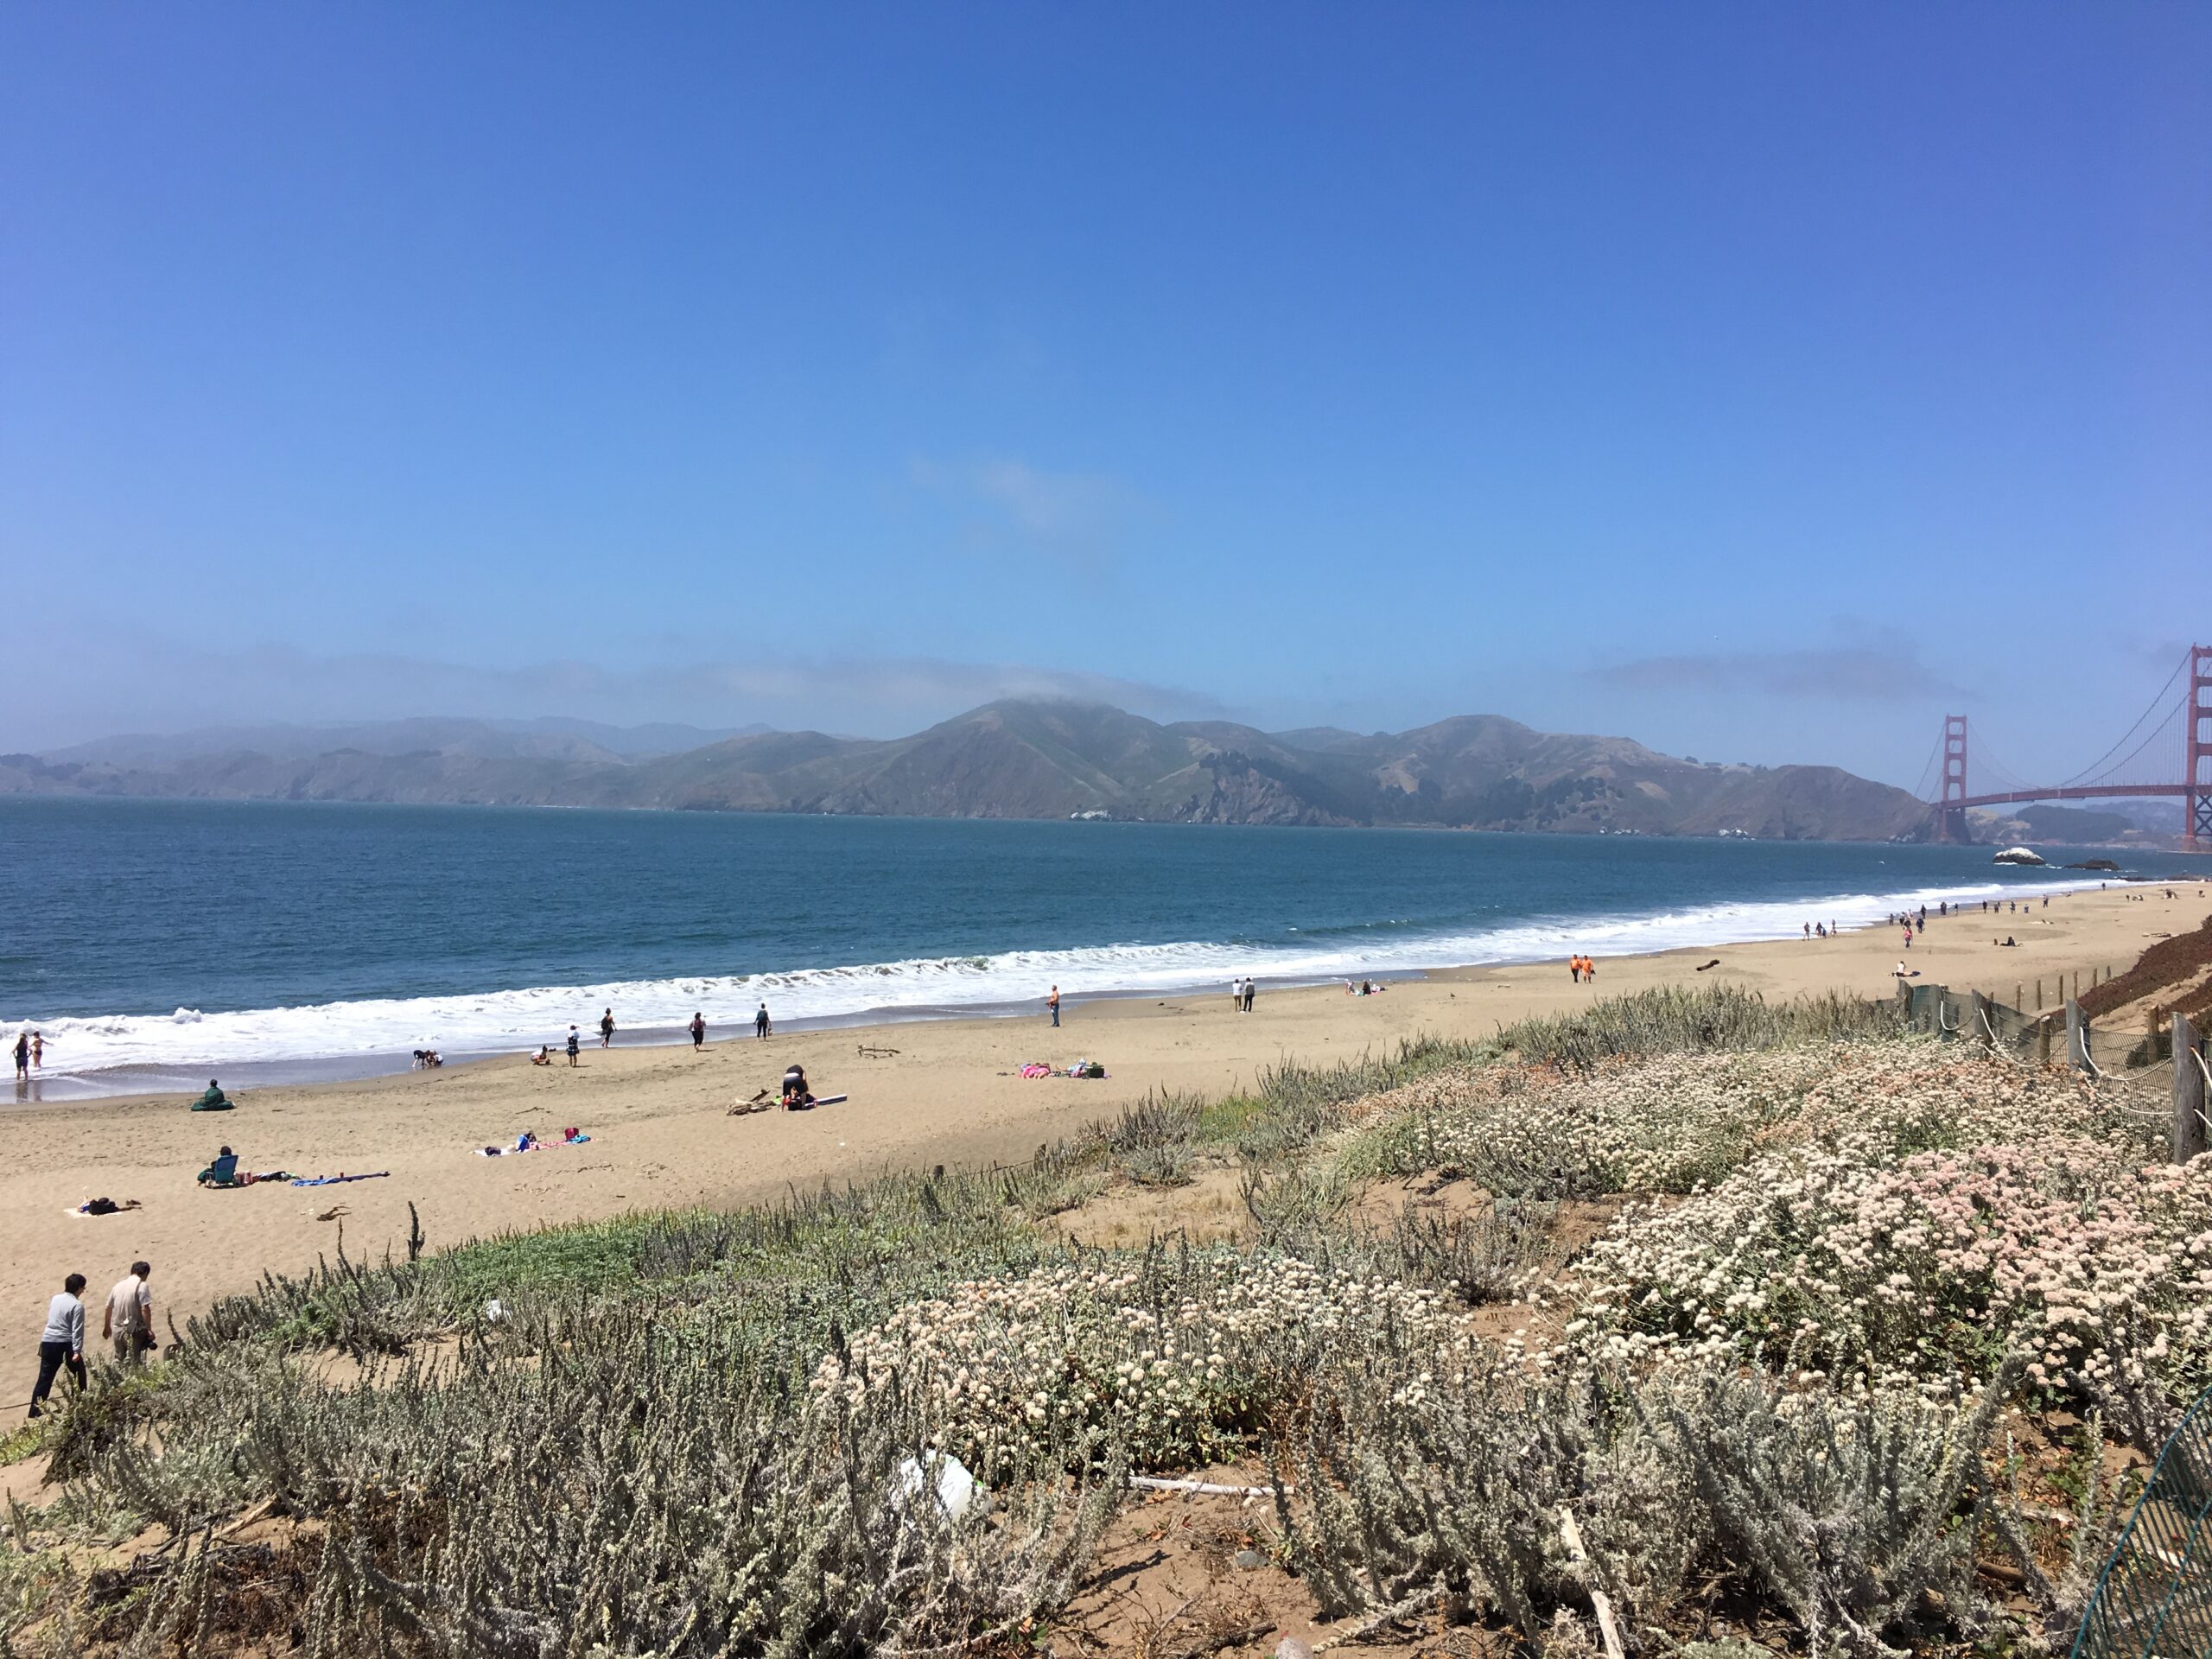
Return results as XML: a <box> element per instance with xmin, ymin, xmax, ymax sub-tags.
<box><xmin>599</xmin><ymin>1008</ymin><xmax>615</xmax><ymax>1049</ymax></box>
<box><xmin>689</xmin><ymin>1012</ymin><xmax>706</xmax><ymax>1050</ymax></box>
<box><xmin>754</xmin><ymin>1003</ymin><xmax>771</xmax><ymax>1039</ymax></box>
<box><xmin>1047</xmin><ymin>985</ymin><xmax>1062</xmax><ymax>1027</ymax></box>
<box><xmin>1568</xmin><ymin>957</ymin><xmax>1581</xmax><ymax>984</ymax></box>
<box><xmin>1583</xmin><ymin>957</ymin><xmax>1597</xmax><ymax>986</ymax></box>
<box><xmin>29</xmin><ymin>1273</ymin><xmax>88</xmax><ymax>1417</ymax></box>
<box><xmin>104</xmin><ymin>1262</ymin><xmax>152</xmax><ymax>1366</ymax></box>
<box><xmin>1242</xmin><ymin>977</ymin><xmax>1255</xmax><ymax>1013</ymax></box>
<box><xmin>565</xmin><ymin>1026</ymin><xmax>580</xmax><ymax>1066</ymax></box>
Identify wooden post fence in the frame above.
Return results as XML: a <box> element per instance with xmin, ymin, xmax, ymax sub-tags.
<box><xmin>2067</xmin><ymin>1000</ymin><xmax>2094</xmax><ymax>1077</ymax></box>
<box><xmin>2177</xmin><ymin>1011</ymin><xmax>2209</xmax><ymax>1165</ymax></box>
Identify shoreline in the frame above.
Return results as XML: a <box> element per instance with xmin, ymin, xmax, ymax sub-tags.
<box><xmin>11</xmin><ymin>868</ymin><xmax>2164</xmax><ymax>1101</ymax></box>
<box><xmin>3</xmin><ymin>879</ymin><xmax>2204</xmax><ymax>1403</ymax></box>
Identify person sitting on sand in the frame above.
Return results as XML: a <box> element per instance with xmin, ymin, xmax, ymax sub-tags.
<box><xmin>191</xmin><ymin>1079</ymin><xmax>233</xmax><ymax>1112</ymax></box>
<box><xmin>531</xmin><ymin>1046</ymin><xmax>552</xmax><ymax>1065</ymax></box>
<box><xmin>198</xmin><ymin>1146</ymin><xmax>242</xmax><ymax>1187</ymax></box>
<box><xmin>782</xmin><ymin>1064</ymin><xmax>812</xmax><ymax>1109</ymax></box>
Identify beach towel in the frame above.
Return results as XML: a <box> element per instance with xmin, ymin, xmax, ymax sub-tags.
<box><xmin>289</xmin><ymin>1172</ymin><xmax>391</xmax><ymax>1187</ymax></box>
<box><xmin>1020</xmin><ymin>1063</ymin><xmax>1052</xmax><ymax>1078</ymax></box>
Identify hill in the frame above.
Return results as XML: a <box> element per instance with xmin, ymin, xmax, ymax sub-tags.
<box><xmin>0</xmin><ymin>699</ymin><xmax>1937</xmax><ymax>839</ymax></box>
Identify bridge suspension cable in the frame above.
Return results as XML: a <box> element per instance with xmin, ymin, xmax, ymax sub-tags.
<box><xmin>1910</xmin><ymin>729</ymin><xmax>1943</xmax><ymax>803</ymax></box>
<box><xmin>1969</xmin><ymin>732</ymin><xmax>2037</xmax><ymax>795</ymax></box>
<box><xmin>2061</xmin><ymin>650</ymin><xmax>2190</xmax><ymax>787</ymax></box>
<box><xmin>2076</xmin><ymin>700</ymin><xmax>2185</xmax><ymax>791</ymax></box>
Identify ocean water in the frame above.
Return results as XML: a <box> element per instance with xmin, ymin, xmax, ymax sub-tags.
<box><xmin>1</xmin><ymin>798</ymin><xmax>2189</xmax><ymax>1096</ymax></box>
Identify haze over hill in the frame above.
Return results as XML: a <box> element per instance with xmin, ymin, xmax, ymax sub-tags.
<box><xmin>2</xmin><ymin>700</ymin><xmax>1940</xmax><ymax>840</ymax></box>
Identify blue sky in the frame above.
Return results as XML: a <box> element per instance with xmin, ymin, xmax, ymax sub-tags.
<box><xmin>3</xmin><ymin>5</ymin><xmax>2207</xmax><ymax>788</ymax></box>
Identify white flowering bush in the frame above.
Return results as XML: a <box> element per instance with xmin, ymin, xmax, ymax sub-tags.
<box><xmin>817</xmin><ymin>1249</ymin><xmax>1478</xmax><ymax>1471</ymax></box>
<box><xmin>1356</xmin><ymin>1047</ymin><xmax>1843</xmax><ymax>1198</ymax></box>
<box><xmin>1556</xmin><ymin>1052</ymin><xmax>2206</xmax><ymax>1397</ymax></box>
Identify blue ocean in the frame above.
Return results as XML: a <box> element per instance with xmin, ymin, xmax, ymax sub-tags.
<box><xmin>1</xmin><ymin>798</ymin><xmax>2188</xmax><ymax>1096</ymax></box>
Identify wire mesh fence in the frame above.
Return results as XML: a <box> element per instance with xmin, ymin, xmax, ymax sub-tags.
<box><xmin>2074</xmin><ymin>1382</ymin><xmax>2212</xmax><ymax>1659</ymax></box>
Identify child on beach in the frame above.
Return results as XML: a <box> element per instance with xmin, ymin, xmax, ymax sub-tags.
<box><xmin>566</xmin><ymin>1027</ymin><xmax>580</xmax><ymax>1066</ymax></box>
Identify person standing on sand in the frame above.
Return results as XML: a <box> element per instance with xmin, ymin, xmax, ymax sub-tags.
<box><xmin>1047</xmin><ymin>985</ymin><xmax>1061</xmax><ymax>1027</ymax></box>
<box><xmin>599</xmin><ymin>1008</ymin><xmax>615</xmax><ymax>1049</ymax></box>
<box><xmin>755</xmin><ymin>1003</ymin><xmax>771</xmax><ymax>1039</ymax></box>
<box><xmin>1243</xmin><ymin>977</ymin><xmax>1255</xmax><ymax>1013</ymax></box>
<box><xmin>565</xmin><ymin>1027</ymin><xmax>581</xmax><ymax>1066</ymax></box>
<box><xmin>689</xmin><ymin>1012</ymin><xmax>706</xmax><ymax>1050</ymax></box>
<box><xmin>30</xmin><ymin>1273</ymin><xmax>88</xmax><ymax>1417</ymax></box>
<box><xmin>104</xmin><ymin>1262</ymin><xmax>152</xmax><ymax>1366</ymax></box>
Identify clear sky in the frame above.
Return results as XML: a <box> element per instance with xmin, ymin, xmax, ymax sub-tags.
<box><xmin>3</xmin><ymin>5</ymin><xmax>2207</xmax><ymax>788</ymax></box>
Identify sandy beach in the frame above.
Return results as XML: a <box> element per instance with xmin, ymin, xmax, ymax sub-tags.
<box><xmin>5</xmin><ymin>879</ymin><xmax>2203</xmax><ymax>1408</ymax></box>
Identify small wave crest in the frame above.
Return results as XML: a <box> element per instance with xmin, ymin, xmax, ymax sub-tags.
<box><xmin>8</xmin><ymin>874</ymin><xmax>2098</xmax><ymax>1079</ymax></box>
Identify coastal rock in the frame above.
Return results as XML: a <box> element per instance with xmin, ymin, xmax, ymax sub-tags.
<box><xmin>1992</xmin><ymin>846</ymin><xmax>2048</xmax><ymax>867</ymax></box>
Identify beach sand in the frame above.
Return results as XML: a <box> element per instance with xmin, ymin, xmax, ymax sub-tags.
<box><xmin>4</xmin><ymin>879</ymin><xmax>2202</xmax><ymax>1406</ymax></box>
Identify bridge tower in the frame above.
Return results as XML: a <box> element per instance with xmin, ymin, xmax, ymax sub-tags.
<box><xmin>1938</xmin><ymin>714</ymin><xmax>1969</xmax><ymax>843</ymax></box>
<box><xmin>2189</xmin><ymin>644</ymin><xmax>2212</xmax><ymax>855</ymax></box>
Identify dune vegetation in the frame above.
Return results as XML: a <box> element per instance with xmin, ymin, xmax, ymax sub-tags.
<box><xmin>3</xmin><ymin>986</ymin><xmax>2199</xmax><ymax>1657</ymax></box>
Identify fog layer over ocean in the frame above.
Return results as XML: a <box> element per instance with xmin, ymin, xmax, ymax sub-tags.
<box><xmin>3</xmin><ymin>800</ymin><xmax>2167</xmax><ymax>1095</ymax></box>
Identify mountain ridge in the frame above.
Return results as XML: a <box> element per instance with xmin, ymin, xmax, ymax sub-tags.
<box><xmin>1</xmin><ymin>698</ymin><xmax>1939</xmax><ymax>840</ymax></box>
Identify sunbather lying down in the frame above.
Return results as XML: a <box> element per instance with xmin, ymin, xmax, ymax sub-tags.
<box><xmin>476</xmin><ymin>1128</ymin><xmax>591</xmax><ymax>1155</ymax></box>
<box><xmin>69</xmin><ymin>1197</ymin><xmax>143</xmax><ymax>1217</ymax></box>
<box><xmin>198</xmin><ymin>1149</ymin><xmax>291</xmax><ymax>1187</ymax></box>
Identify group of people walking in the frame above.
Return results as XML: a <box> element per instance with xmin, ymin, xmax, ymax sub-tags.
<box><xmin>30</xmin><ymin>1261</ymin><xmax>155</xmax><ymax>1418</ymax></box>
<box><xmin>537</xmin><ymin>1002</ymin><xmax>773</xmax><ymax>1066</ymax></box>
<box><xmin>1567</xmin><ymin>955</ymin><xmax>1599</xmax><ymax>984</ymax></box>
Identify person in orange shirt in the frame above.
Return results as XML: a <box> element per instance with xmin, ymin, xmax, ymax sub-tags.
<box><xmin>1584</xmin><ymin>956</ymin><xmax>1598</xmax><ymax>986</ymax></box>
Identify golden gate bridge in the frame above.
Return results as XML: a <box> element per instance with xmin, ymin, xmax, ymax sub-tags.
<box><xmin>1922</xmin><ymin>644</ymin><xmax>2212</xmax><ymax>853</ymax></box>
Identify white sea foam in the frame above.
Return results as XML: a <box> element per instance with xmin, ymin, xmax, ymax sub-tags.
<box><xmin>8</xmin><ymin>874</ymin><xmax>2105</xmax><ymax>1082</ymax></box>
